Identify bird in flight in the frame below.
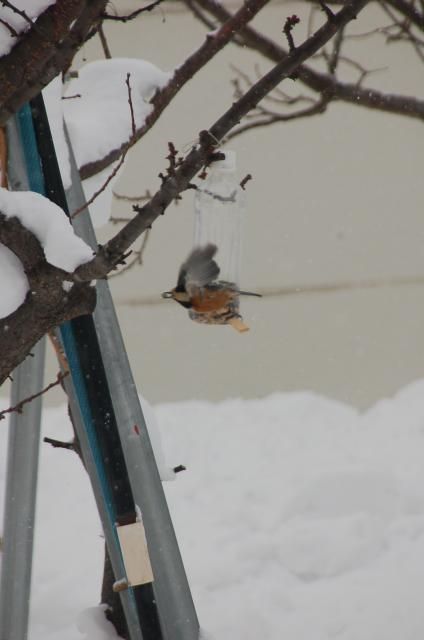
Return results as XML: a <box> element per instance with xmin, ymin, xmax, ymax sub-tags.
<box><xmin>162</xmin><ymin>244</ymin><xmax>261</xmax><ymax>332</ymax></box>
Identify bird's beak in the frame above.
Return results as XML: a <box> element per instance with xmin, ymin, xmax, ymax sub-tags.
<box><xmin>161</xmin><ymin>291</ymin><xmax>174</xmax><ymax>299</ymax></box>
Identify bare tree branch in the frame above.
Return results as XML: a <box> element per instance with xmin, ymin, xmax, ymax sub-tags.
<box><xmin>0</xmin><ymin>371</ymin><xmax>69</xmax><ymax>421</ymax></box>
<box><xmin>296</xmin><ymin>0</ymin><xmax>424</xmax><ymax>25</ymax></box>
<box><xmin>0</xmin><ymin>279</ymin><xmax>95</xmax><ymax>386</ymax></box>
<box><xmin>186</xmin><ymin>0</ymin><xmax>424</xmax><ymax>122</ymax></box>
<box><xmin>102</xmin><ymin>0</ymin><xmax>164</xmax><ymax>22</ymax></box>
<box><xmin>318</xmin><ymin>0</ymin><xmax>336</xmax><ymax>21</ymax></box>
<box><xmin>112</xmin><ymin>189</ymin><xmax>152</xmax><ymax>203</ymax></box>
<box><xmin>228</xmin><ymin>62</ymin><xmax>329</xmax><ymax>137</ymax></box>
<box><xmin>109</xmin><ymin>229</ymin><xmax>151</xmax><ymax>278</ymax></box>
<box><xmin>44</xmin><ymin>436</ymin><xmax>76</xmax><ymax>450</ymax></box>
<box><xmin>98</xmin><ymin>23</ymin><xmax>112</xmax><ymax>58</ymax></box>
<box><xmin>0</xmin><ymin>213</ymin><xmax>96</xmax><ymax>384</ymax></box>
<box><xmin>79</xmin><ymin>0</ymin><xmax>271</xmax><ymax>180</ymax></box>
<box><xmin>126</xmin><ymin>72</ymin><xmax>137</xmax><ymax>138</ymax></box>
<box><xmin>0</xmin><ymin>0</ymin><xmax>108</xmax><ymax>125</ymax></box>
<box><xmin>384</xmin><ymin>0</ymin><xmax>424</xmax><ymax>29</ymax></box>
<box><xmin>327</xmin><ymin>25</ymin><xmax>345</xmax><ymax>74</ymax></box>
<box><xmin>283</xmin><ymin>14</ymin><xmax>301</xmax><ymax>53</ymax></box>
<box><xmin>183</xmin><ymin>0</ymin><xmax>216</xmax><ymax>31</ymax></box>
<box><xmin>0</xmin><ymin>1</ymin><xmax>39</xmax><ymax>30</ymax></box>
<box><xmin>226</xmin><ymin>97</ymin><xmax>329</xmax><ymax>140</ymax></box>
<box><xmin>379</xmin><ymin>1</ymin><xmax>424</xmax><ymax>63</ymax></box>
<box><xmin>71</xmin><ymin>73</ymin><xmax>137</xmax><ymax>218</ymax></box>
<box><xmin>74</xmin><ymin>0</ymin><xmax>370</xmax><ymax>282</ymax></box>
<box><xmin>0</xmin><ymin>17</ymin><xmax>18</xmax><ymax>37</ymax></box>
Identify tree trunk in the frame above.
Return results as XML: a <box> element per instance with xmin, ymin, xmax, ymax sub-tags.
<box><xmin>101</xmin><ymin>545</ymin><xmax>129</xmax><ymax>639</ymax></box>
<box><xmin>66</xmin><ymin>403</ymin><xmax>129</xmax><ymax>638</ymax></box>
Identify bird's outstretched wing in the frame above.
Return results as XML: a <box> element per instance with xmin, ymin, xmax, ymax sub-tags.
<box><xmin>177</xmin><ymin>244</ymin><xmax>220</xmax><ymax>292</ymax></box>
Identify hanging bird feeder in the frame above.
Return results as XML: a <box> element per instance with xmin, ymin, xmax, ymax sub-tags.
<box><xmin>190</xmin><ymin>150</ymin><xmax>252</xmax><ymax>331</ymax></box>
<box><xmin>162</xmin><ymin>150</ymin><xmax>260</xmax><ymax>331</ymax></box>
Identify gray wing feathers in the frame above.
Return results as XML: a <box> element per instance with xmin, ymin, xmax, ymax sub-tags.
<box><xmin>177</xmin><ymin>244</ymin><xmax>220</xmax><ymax>289</ymax></box>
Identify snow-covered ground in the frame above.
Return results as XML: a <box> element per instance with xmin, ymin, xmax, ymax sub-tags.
<box><xmin>2</xmin><ymin>382</ymin><xmax>424</xmax><ymax>639</ymax></box>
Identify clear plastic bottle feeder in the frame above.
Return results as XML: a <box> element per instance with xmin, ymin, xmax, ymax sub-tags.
<box><xmin>190</xmin><ymin>150</ymin><xmax>246</xmax><ymax>328</ymax></box>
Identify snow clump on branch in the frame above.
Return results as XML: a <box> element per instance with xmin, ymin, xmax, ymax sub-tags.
<box><xmin>0</xmin><ymin>188</ymin><xmax>92</xmax><ymax>318</ymax></box>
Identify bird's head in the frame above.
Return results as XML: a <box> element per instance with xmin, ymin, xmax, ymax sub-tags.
<box><xmin>161</xmin><ymin>289</ymin><xmax>191</xmax><ymax>308</ymax></box>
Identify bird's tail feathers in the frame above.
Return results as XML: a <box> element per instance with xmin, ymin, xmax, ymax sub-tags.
<box><xmin>238</xmin><ymin>290</ymin><xmax>262</xmax><ymax>297</ymax></box>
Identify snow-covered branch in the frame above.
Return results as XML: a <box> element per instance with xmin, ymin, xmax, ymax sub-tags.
<box><xmin>0</xmin><ymin>190</ymin><xmax>95</xmax><ymax>385</ymax></box>
<box><xmin>78</xmin><ymin>0</ymin><xmax>271</xmax><ymax>180</ymax></box>
<box><xmin>0</xmin><ymin>272</ymin><xmax>95</xmax><ymax>386</ymax></box>
<box><xmin>0</xmin><ymin>0</ymin><xmax>108</xmax><ymax>124</ymax></box>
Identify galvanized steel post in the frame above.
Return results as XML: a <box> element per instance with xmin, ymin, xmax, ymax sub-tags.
<box><xmin>0</xmin><ymin>342</ymin><xmax>45</xmax><ymax>640</ymax></box>
<box><xmin>65</xmin><ymin>128</ymin><xmax>200</xmax><ymax>640</ymax></box>
<box><xmin>0</xmin><ymin>116</ymin><xmax>46</xmax><ymax>640</ymax></box>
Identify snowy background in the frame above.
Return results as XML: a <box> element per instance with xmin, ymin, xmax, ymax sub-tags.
<box><xmin>2</xmin><ymin>382</ymin><xmax>424</xmax><ymax>639</ymax></box>
<box><xmin>1</xmin><ymin>3</ymin><xmax>424</xmax><ymax>639</ymax></box>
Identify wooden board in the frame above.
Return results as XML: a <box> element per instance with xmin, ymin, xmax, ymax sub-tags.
<box><xmin>116</xmin><ymin>521</ymin><xmax>154</xmax><ymax>586</ymax></box>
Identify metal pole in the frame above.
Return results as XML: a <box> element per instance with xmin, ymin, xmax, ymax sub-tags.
<box><xmin>57</xmin><ymin>327</ymin><xmax>145</xmax><ymax>640</ymax></box>
<box><xmin>0</xmin><ymin>341</ymin><xmax>46</xmax><ymax>640</ymax></box>
<box><xmin>0</xmin><ymin>114</ymin><xmax>47</xmax><ymax>640</ymax></box>
<box><xmin>65</xmin><ymin>129</ymin><xmax>200</xmax><ymax>640</ymax></box>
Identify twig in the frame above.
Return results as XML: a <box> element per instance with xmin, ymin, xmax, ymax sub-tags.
<box><xmin>318</xmin><ymin>0</ymin><xmax>336</xmax><ymax>21</ymax></box>
<box><xmin>344</xmin><ymin>23</ymin><xmax>398</xmax><ymax>39</ymax></box>
<box><xmin>307</xmin><ymin>2</ymin><xmax>321</xmax><ymax>38</ymax></box>
<box><xmin>73</xmin><ymin>150</ymin><xmax>126</xmax><ymax>217</ymax></box>
<box><xmin>0</xmin><ymin>0</ymin><xmax>34</xmax><ymax>28</ymax></box>
<box><xmin>110</xmin><ymin>215</ymin><xmax>133</xmax><ymax>224</ymax></box>
<box><xmin>109</xmin><ymin>229</ymin><xmax>151</xmax><ymax>278</ymax></box>
<box><xmin>126</xmin><ymin>73</ymin><xmax>136</xmax><ymax>137</ymax></box>
<box><xmin>113</xmin><ymin>189</ymin><xmax>152</xmax><ymax>202</ymax></box>
<box><xmin>230</xmin><ymin>63</ymin><xmax>321</xmax><ymax>128</ymax></box>
<box><xmin>184</xmin><ymin>0</ymin><xmax>216</xmax><ymax>30</ymax></box>
<box><xmin>327</xmin><ymin>25</ymin><xmax>344</xmax><ymax>74</ymax></box>
<box><xmin>173</xmin><ymin>465</ymin><xmax>186</xmax><ymax>473</ymax></box>
<box><xmin>0</xmin><ymin>371</ymin><xmax>69</xmax><ymax>421</ymax></box>
<box><xmin>240</xmin><ymin>174</ymin><xmax>252</xmax><ymax>190</ymax></box>
<box><xmin>283</xmin><ymin>15</ymin><xmax>300</xmax><ymax>52</ymax></box>
<box><xmin>71</xmin><ymin>73</ymin><xmax>137</xmax><ymax>218</ymax></box>
<box><xmin>164</xmin><ymin>141</ymin><xmax>181</xmax><ymax>177</ymax></box>
<box><xmin>226</xmin><ymin>97</ymin><xmax>328</xmax><ymax>140</ymax></box>
<box><xmin>231</xmin><ymin>63</ymin><xmax>316</xmax><ymax>109</ymax></box>
<box><xmin>380</xmin><ymin>2</ymin><xmax>424</xmax><ymax>63</ymax></box>
<box><xmin>98</xmin><ymin>23</ymin><xmax>112</xmax><ymax>58</ymax></box>
<box><xmin>0</xmin><ymin>17</ymin><xmax>18</xmax><ymax>36</ymax></box>
<box><xmin>316</xmin><ymin>49</ymin><xmax>387</xmax><ymax>80</ymax></box>
<box><xmin>44</xmin><ymin>436</ymin><xmax>76</xmax><ymax>451</ymax></box>
<box><xmin>0</xmin><ymin>0</ymin><xmax>51</xmax><ymax>40</ymax></box>
<box><xmin>384</xmin><ymin>0</ymin><xmax>424</xmax><ymax>30</ymax></box>
<box><xmin>102</xmin><ymin>0</ymin><xmax>164</xmax><ymax>22</ymax></box>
